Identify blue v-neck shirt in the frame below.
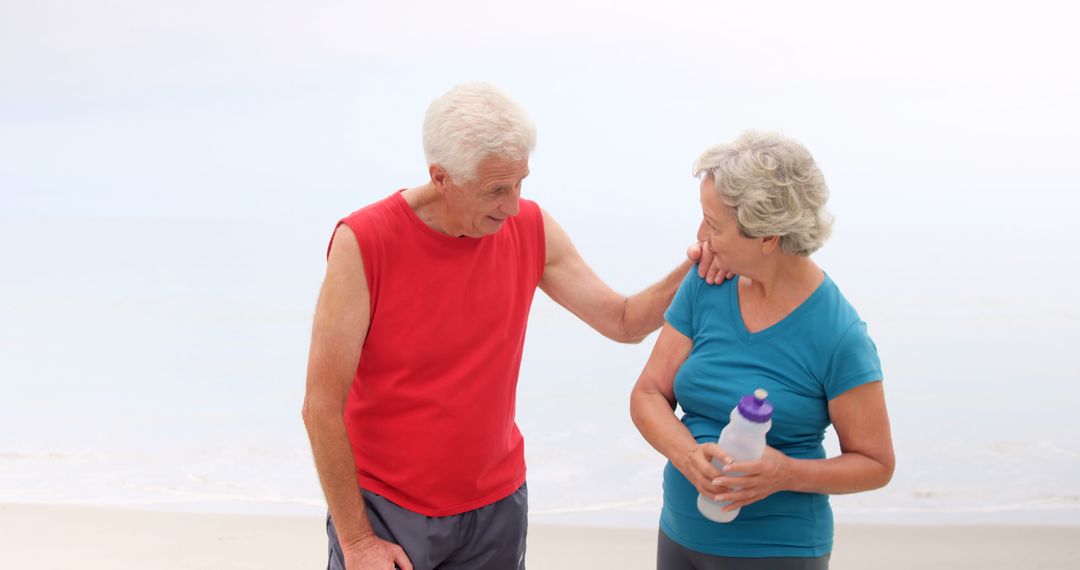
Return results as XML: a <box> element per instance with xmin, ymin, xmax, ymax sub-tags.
<box><xmin>659</xmin><ymin>268</ymin><xmax>882</xmax><ymax>557</ymax></box>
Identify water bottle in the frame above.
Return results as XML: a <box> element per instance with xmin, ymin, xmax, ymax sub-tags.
<box><xmin>697</xmin><ymin>388</ymin><xmax>773</xmax><ymax>523</ymax></box>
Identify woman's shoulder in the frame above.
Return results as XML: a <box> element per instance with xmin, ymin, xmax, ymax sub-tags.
<box><xmin>685</xmin><ymin>267</ymin><xmax>740</xmax><ymax>289</ymax></box>
<box><xmin>818</xmin><ymin>274</ymin><xmax>867</xmax><ymax>326</ymax></box>
<box><xmin>682</xmin><ymin>268</ymin><xmax>739</xmax><ymax>305</ymax></box>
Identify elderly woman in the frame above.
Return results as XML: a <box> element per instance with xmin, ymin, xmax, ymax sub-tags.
<box><xmin>631</xmin><ymin>131</ymin><xmax>894</xmax><ymax>569</ymax></box>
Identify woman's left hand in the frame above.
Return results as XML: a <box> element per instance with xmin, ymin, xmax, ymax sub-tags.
<box><xmin>710</xmin><ymin>446</ymin><xmax>794</xmax><ymax>511</ymax></box>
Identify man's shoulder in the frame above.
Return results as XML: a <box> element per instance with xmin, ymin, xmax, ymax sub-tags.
<box><xmin>341</xmin><ymin>192</ymin><xmax>402</xmax><ymax>225</ymax></box>
<box><xmin>506</xmin><ymin>198</ymin><xmax>544</xmax><ymax>234</ymax></box>
<box><xmin>328</xmin><ymin>192</ymin><xmax>406</xmax><ymax>259</ymax></box>
<box><xmin>518</xmin><ymin>197</ymin><xmax>542</xmax><ymax>218</ymax></box>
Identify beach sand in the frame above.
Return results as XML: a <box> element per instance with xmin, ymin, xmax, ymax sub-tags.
<box><xmin>2</xmin><ymin>503</ymin><xmax>1077</xmax><ymax>569</ymax></box>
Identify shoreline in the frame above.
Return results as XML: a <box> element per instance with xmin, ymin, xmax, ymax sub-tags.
<box><xmin>3</xmin><ymin>503</ymin><xmax>1077</xmax><ymax>569</ymax></box>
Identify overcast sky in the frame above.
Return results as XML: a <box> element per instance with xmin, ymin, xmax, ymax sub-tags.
<box><xmin>2</xmin><ymin>0</ymin><xmax>1077</xmax><ymax>231</ymax></box>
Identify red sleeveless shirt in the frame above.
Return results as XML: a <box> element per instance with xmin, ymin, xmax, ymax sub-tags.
<box><xmin>330</xmin><ymin>191</ymin><xmax>546</xmax><ymax>516</ymax></box>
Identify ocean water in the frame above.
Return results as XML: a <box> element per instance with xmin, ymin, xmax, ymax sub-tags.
<box><xmin>2</xmin><ymin>213</ymin><xmax>1077</xmax><ymax>527</ymax></box>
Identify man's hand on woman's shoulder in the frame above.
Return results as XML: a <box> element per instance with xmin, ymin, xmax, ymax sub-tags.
<box><xmin>686</xmin><ymin>242</ymin><xmax>735</xmax><ymax>285</ymax></box>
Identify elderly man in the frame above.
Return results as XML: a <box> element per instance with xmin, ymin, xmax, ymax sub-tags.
<box><xmin>302</xmin><ymin>83</ymin><xmax>722</xmax><ymax>570</ymax></box>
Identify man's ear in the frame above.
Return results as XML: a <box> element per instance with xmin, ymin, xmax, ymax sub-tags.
<box><xmin>430</xmin><ymin>164</ymin><xmax>450</xmax><ymax>194</ymax></box>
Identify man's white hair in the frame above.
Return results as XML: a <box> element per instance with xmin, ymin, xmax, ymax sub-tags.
<box><xmin>422</xmin><ymin>83</ymin><xmax>537</xmax><ymax>184</ymax></box>
<box><xmin>694</xmin><ymin>130</ymin><xmax>833</xmax><ymax>256</ymax></box>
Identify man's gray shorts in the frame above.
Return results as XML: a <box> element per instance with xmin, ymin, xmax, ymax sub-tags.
<box><xmin>327</xmin><ymin>483</ymin><xmax>527</xmax><ymax>570</ymax></box>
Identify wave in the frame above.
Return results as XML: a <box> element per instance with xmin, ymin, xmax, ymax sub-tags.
<box><xmin>0</xmin><ymin>452</ymin><xmax>105</xmax><ymax>462</ymax></box>
<box><xmin>836</xmin><ymin>495</ymin><xmax>1080</xmax><ymax>515</ymax></box>
<box><xmin>117</xmin><ymin>482</ymin><xmax>326</xmax><ymax>508</ymax></box>
<box><xmin>530</xmin><ymin>496</ymin><xmax>661</xmax><ymax>515</ymax></box>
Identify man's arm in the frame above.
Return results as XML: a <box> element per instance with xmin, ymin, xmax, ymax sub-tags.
<box><xmin>538</xmin><ymin>208</ymin><xmax>693</xmax><ymax>344</ymax></box>
<box><xmin>301</xmin><ymin>225</ymin><xmax>411</xmax><ymax>570</ymax></box>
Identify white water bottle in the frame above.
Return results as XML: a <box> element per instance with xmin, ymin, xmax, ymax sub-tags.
<box><xmin>697</xmin><ymin>388</ymin><xmax>773</xmax><ymax>523</ymax></box>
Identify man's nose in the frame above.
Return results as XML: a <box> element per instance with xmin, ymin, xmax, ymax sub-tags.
<box><xmin>696</xmin><ymin>220</ymin><xmax>707</xmax><ymax>242</ymax></box>
<box><xmin>502</xmin><ymin>188</ymin><xmax>521</xmax><ymax>217</ymax></box>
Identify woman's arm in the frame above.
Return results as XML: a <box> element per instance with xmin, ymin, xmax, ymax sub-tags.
<box><xmin>712</xmin><ymin>381</ymin><xmax>895</xmax><ymax>510</ymax></box>
<box><xmin>630</xmin><ymin>323</ymin><xmax>732</xmax><ymax>500</ymax></box>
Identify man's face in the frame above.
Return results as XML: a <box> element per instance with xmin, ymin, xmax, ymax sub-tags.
<box><xmin>448</xmin><ymin>155</ymin><xmax>530</xmax><ymax>237</ymax></box>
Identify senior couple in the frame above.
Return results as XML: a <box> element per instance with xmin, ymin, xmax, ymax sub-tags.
<box><xmin>302</xmin><ymin>83</ymin><xmax>894</xmax><ymax>570</ymax></box>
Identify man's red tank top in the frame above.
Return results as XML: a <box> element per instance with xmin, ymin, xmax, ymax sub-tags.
<box><xmin>329</xmin><ymin>191</ymin><xmax>546</xmax><ymax>517</ymax></box>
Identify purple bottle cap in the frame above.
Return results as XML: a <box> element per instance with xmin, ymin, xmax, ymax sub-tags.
<box><xmin>737</xmin><ymin>388</ymin><xmax>773</xmax><ymax>423</ymax></box>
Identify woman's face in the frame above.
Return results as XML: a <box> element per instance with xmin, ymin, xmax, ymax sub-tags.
<box><xmin>698</xmin><ymin>176</ymin><xmax>762</xmax><ymax>272</ymax></box>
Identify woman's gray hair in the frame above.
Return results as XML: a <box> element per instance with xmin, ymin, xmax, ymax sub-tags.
<box><xmin>694</xmin><ymin>130</ymin><xmax>833</xmax><ymax>256</ymax></box>
<box><xmin>422</xmin><ymin>83</ymin><xmax>537</xmax><ymax>184</ymax></box>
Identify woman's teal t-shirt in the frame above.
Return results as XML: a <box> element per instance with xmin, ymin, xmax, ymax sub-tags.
<box><xmin>660</xmin><ymin>269</ymin><xmax>882</xmax><ymax>558</ymax></box>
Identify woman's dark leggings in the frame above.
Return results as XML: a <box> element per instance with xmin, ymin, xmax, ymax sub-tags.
<box><xmin>658</xmin><ymin>529</ymin><xmax>830</xmax><ymax>570</ymax></box>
